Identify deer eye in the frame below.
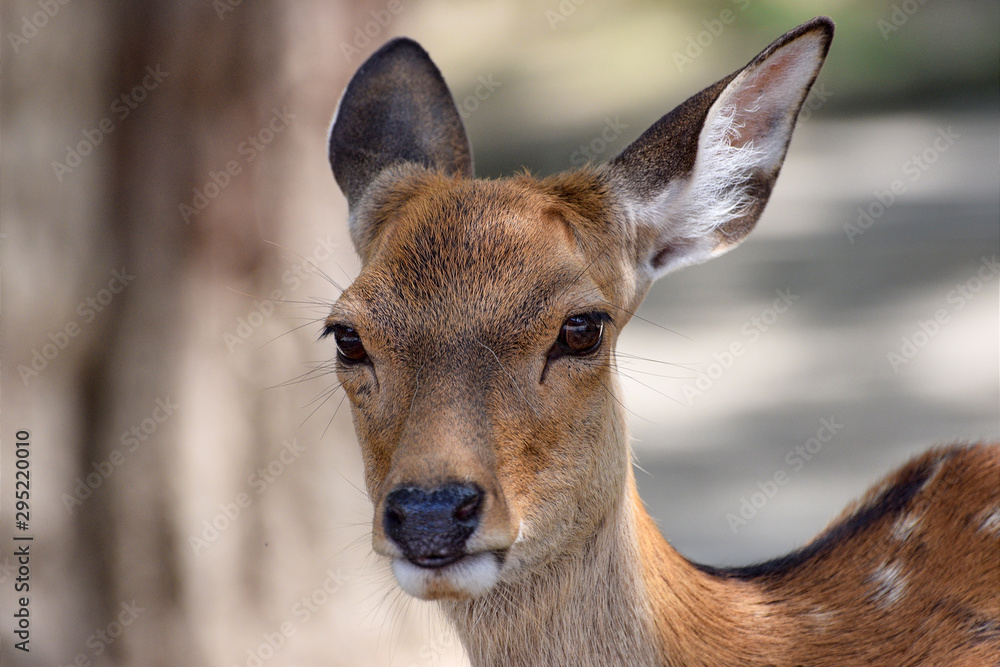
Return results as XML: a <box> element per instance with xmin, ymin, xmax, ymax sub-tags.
<box><xmin>555</xmin><ymin>312</ymin><xmax>607</xmax><ymax>357</ymax></box>
<box><xmin>325</xmin><ymin>324</ymin><xmax>368</xmax><ymax>364</ymax></box>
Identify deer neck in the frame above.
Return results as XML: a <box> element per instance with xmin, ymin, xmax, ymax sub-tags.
<box><xmin>442</xmin><ymin>461</ymin><xmax>767</xmax><ymax>666</ymax></box>
<box><xmin>630</xmin><ymin>482</ymin><xmax>787</xmax><ymax>666</ymax></box>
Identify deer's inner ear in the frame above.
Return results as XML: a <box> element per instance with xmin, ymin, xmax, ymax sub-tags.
<box><xmin>605</xmin><ymin>21</ymin><xmax>832</xmax><ymax>279</ymax></box>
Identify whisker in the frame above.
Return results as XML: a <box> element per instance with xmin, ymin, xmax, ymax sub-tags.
<box><xmin>614</xmin><ymin>363</ymin><xmax>694</xmax><ymax>380</ymax></box>
<box><xmin>614</xmin><ymin>351</ymin><xmax>698</xmax><ymax>371</ymax></box>
<box><xmin>267</xmin><ymin>359</ymin><xmax>338</xmax><ymax>390</ymax></box>
<box><xmin>261</xmin><ymin>237</ymin><xmax>352</xmax><ymax>293</ymax></box>
<box><xmin>321</xmin><ymin>392</ymin><xmax>349</xmax><ymax>438</ymax></box>
<box><xmin>254</xmin><ymin>317</ymin><xmax>329</xmax><ymax>351</ymax></box>
<box><xmin>611</xmin><ymin>367</ymin><xmax>682</xmax><ymax>408</ymax></box>
<box><xmin>596</xmin><ymin>375</ymin><xmax>654</xmax><ymax>424</ymax></box>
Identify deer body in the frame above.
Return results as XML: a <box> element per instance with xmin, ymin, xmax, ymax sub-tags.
<box><xmin>324</xmin><ymin>17</ymin><xmax>1000</xmax><ymax>666</ymax></box>
<box><xmin>446</xmin><ymin>444</ymin><xmax>1000</xmax><ymax>666</ymax></box>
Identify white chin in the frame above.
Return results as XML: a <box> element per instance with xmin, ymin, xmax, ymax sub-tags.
<box><xmin>392</xmin><ymin>552</ymin><xmax>500</xmax><ymax>600</ymax></box>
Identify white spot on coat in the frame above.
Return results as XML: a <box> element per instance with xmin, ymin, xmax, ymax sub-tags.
<box><xmin>978</xmin><ymin>507</ymin><xmax>1000</xmax><ymax>535</ymax></box>
<box><xmin>891</xmin><ymin>512</ymin><xmax>922</xmax><ymax>542</ymax></box>
<box><xmin>869</xmin><ymin>561</ymin><xmax>907</xmax><ymax>609</ymax></box>
<box><xmin>808</xmin><ymin>606</ymin><xmax>837</xmax><ymax>630</ymax></box>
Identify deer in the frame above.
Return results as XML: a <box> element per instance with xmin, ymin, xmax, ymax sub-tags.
<box><xmin>323</xmin><ymin>16</ymin><xmax>1000</xmax><ymax>666</ymax></box>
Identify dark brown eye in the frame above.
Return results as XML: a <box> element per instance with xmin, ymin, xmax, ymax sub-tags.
<box><xmin>328</xmin><ymin>324</ymin><xmax>368</xmax><ymax>363</ymax></box>
<box><xmin>556</xmin><ymin>312</ymin><xmax>606</xmax><ymax>356</ymax></box>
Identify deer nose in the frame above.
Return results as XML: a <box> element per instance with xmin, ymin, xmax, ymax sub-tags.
<box><xmin>383</xmin><ymin>483</ymin><xmax>484</xmax><ymax>568</ymax></box>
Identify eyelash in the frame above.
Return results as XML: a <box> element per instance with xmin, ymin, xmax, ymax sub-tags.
<box><xmin>324</xmin><ymin>323</ymin><xmax>369</xmax><ymax>364</ymax></box>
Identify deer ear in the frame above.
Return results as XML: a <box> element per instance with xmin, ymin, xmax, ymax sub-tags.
<box><xmin>606</xmin><ymin>17</ymin><xmax>833</xmax><ymax>278</ymax></box>
<box><xmin>328</xmin><ymin>38</ymin><xmax>473</xmax><ymax>210</ymax></box>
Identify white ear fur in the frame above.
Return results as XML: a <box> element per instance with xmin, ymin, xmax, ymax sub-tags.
<box><xmin>629</xmin><ymin>27</ymin><xmax>831</xmax><ymax>278</ymax></box>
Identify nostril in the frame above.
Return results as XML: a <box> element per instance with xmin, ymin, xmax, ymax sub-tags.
<box><xmin>384</xmin><ymin>505</ymin><xmax>404</xmax><ymax>531</ymax></box>
<box><xmin>453</xmin><ymin>488</ymin><xmax>482</xmax><ymax>522</ymax></box>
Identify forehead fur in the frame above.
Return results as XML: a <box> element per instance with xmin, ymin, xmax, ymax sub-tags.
<box><xmin>339</xmin><ymin>167</ymin><xmax>638</xmax><ymax>343</ymax></box>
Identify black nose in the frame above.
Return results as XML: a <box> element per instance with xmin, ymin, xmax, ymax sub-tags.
<box><xmin>383</xmin><ymin>483</ymin><xmax>483</xmax><ymax>568</ymax></box>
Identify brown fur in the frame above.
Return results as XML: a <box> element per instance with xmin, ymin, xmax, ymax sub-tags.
<box><xmin>325</xmin><ymin>18</ymin><xmax>999</xmax><ymax>666</ymax></box>
<box><xmin>330</xmin><ymin>170</ymin><xmax>1000</xmax><ymax>665</ymax></box>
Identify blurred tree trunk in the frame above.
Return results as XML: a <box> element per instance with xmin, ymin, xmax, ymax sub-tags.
<box><xmin>78</xmin><ymin>2</ymin><xmax>288</xmax><ymax>663</ymax></box>
<box><xmin>3</xmin><ymin>1</ymin><xmax>387</xmax><ymax>665</ymax></box>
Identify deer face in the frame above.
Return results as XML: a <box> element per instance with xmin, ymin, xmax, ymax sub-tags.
<box><xmin>326</xmin><ymin>170</ymin><xmax>638</xmax><ymax>599</ymax></box>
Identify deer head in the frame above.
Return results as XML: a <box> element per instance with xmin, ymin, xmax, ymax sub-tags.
<box><xmin>325</xmin><ymin>18</ymin><xmax>833</xmax><ymax>602</ymax></box>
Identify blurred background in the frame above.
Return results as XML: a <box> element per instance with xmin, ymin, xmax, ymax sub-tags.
<box><xmin>1</xmin><ymin>0</ymin><xmax>996</xmax><ymax>665</ymax></box>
